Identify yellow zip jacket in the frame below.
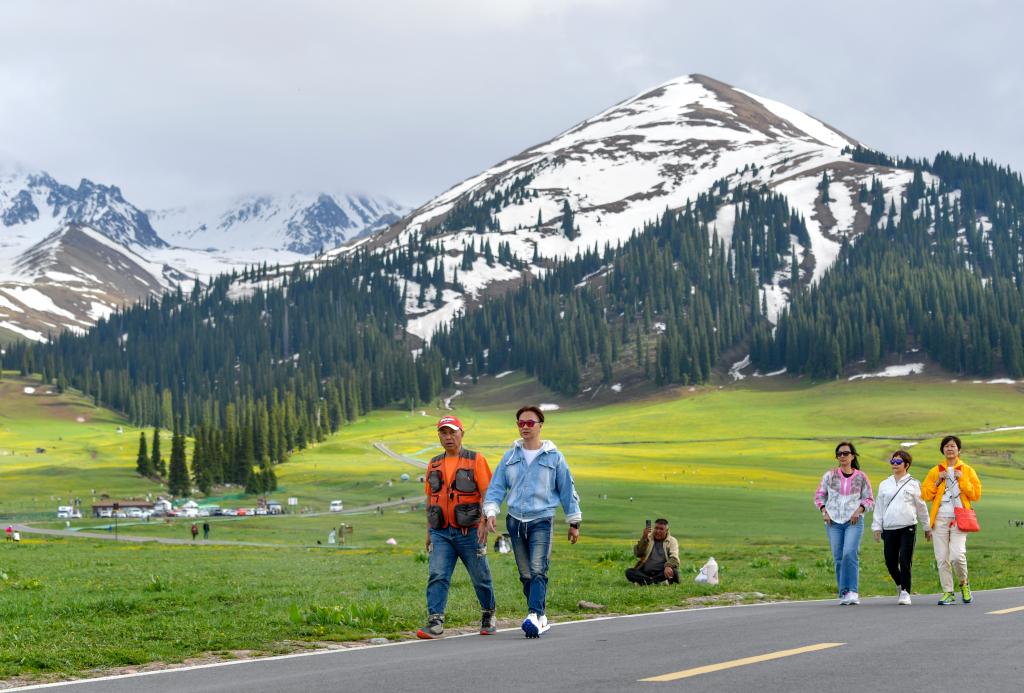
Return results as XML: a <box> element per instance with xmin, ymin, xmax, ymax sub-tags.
<box><xmin>920</xmin><ymin>459</ymin><xmax>981</xmax><ymax>528</ymax></box>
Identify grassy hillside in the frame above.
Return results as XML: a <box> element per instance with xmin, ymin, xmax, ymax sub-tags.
<box><xmin>2</xmin><ymin>371</ymin><xmax>1023</xmax><ymax>681</ymax></box>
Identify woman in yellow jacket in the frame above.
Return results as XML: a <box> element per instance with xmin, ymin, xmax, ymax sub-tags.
<box><xmin>920</xmin><ymin>435</ymin><xmax>982</xmax><ymax>605</ymax></box>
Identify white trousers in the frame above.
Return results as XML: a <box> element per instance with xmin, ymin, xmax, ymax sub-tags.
<box><xmin>932</xmin><ymin>518</ymin><xmax>968</xmax><ymax>592</ymax></box>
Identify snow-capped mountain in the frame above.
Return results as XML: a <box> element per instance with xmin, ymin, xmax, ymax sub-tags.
<box><xmin>151</xmin><ymin>192</ymin><xmax>405</xmax><ymax>255</ymax></box>
<box><xmin>0</xmin><ymin>166</ymin><xmax>165</xmax><ymax>249</ymax></box>
<box><xmin>0</xmin><ymin>163</ymin><xmax>406</xmax><ymax>341</ymax></box>
<box><xmin>349</xmin><ymin>74</ymin><xmax>925</xmax><ymax>340</ymax></box>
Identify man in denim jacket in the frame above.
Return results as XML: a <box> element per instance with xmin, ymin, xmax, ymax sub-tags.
<box><xmin>483</xmin><ymin>405</ymin><xmax>581</xmax><ymax>638</ymax></box>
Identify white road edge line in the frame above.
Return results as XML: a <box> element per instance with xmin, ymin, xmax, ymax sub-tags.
<box><xmin>6</xmin><ymin>586</ymin><xmax>1024</xmax><ymax>691</ymax></box>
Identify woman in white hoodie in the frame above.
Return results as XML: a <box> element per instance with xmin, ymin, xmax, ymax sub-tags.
<box><xmin>872</xmin><ymin>449</ymin><xmax>931</xmax><ymax>605</ymax></box>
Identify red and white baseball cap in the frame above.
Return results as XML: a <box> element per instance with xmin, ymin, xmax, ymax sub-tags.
<box><xmin>436</xmin><ymin>415</ymin><xmax>463</xmax><ymax>431</ymax></box>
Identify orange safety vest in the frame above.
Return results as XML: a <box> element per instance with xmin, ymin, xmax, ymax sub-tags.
<box><xmin>426</xmin><ymin>448</ymin><xmax>488</xmax><ymax>531</ymax></box>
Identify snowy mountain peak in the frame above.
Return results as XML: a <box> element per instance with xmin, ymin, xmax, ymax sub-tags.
<box><xmin>351</xmin><ymin>73</ymin><xmax>915</xmax><ymax>342</ymax></box>
<box><xmin>0</xmin><ymin>168</ymin><xmax>166</xmax><ymax>248</ymax></box>
<box><xmin>152</xmin><ymin>191</ymin><xmax>406</xmax><ymax>255</ymax></box>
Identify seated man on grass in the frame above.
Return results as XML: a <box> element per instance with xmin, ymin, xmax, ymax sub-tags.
<box><xmin>626</xmin><ymin>518</ymin><xmax>679</xmax><ymax>585</ymax></box>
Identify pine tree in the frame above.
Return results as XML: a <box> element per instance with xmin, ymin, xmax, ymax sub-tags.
<box><xmin>167</xmin><ymin>420</ymin><xmax>190</xmax><ymax>497</ymax></box>
<box><xmin>136</xmin><ymin>431</ymin><xmax>151</xmax><ymax>477</ymax></box>
<box><xmin>151</xmin><ymin>427</ymin><xmax>165</xmax><ymax>477</ymax></box>
<box><xmin>561</xmin><ymin>200</ymin><xmax>577</xmax><ymax>240</ymax></box>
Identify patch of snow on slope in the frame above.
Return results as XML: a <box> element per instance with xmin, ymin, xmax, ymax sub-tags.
<box><xmin>406</xmin><ymin>291</ymin><xmax>464</xmax><ymax>342</ymax></box>
<box><xmin>774</xmin><ymin>177</ymin><xmax>840</xmax><ymax>284</ymax></box>
<box><xmin>87</xmin><ymin>301</ymin><xmax>115</xmax><ymax>321</ymax></box>
<box><xmin>0</xmin><ymin>294</ymin><xmax>24</xmax><ymax>312</ymax></box>
<box><xmin>762</xmin><ymin>283</ymin><xmax>789</xmax><ymax>324</ymax></box>
<box><xmin>735</xmin><ymin>90</ymin><xmax>853</xmax><ymax>149</ymax></box>
<box><xmin>729</xmin><ymin>355</ymin><xmax>751</xmax><ymax>381</ymax></box>
<box><xmin>848</xmin><ymin>363</ymin><xmax>924</xmax><ymax>380</ymax></box>
<box><xmin>828</xmin><ymin>181</ymin><xmax>857</xmax><ymax>236</ymax></box>
<box><xmin>0</xmin><ymin>286</ymin><xmax>76</xmax><ymax>319</ymax></box>
<box><xmin>711</xmin><ymin>203</ymin><xmax>737</xmax><ymax>247</ymax></box>
<box><xmin>0</xmin><ymin>320</ymin><xmax>45</xmax><ymax>341</ymax></box>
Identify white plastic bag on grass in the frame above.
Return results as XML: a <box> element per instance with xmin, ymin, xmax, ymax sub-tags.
<box><xmin>694</xmin><ymin>557</ymin><xmax>718</xmax><ymax>585</ymax></box>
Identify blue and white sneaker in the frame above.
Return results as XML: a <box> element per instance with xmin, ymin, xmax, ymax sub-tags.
<box><xmin>537</xmin><ymin>614</ymin><xmax>550</xmax><ymax>635</ymax></box>
<box><xmin>522</xmin><ymin>613</ymin><xmax>541</xmax><ymax>638</ymax></box>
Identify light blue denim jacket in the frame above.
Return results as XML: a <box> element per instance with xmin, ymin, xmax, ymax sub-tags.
<box><xmin>483</xmin><ymin>440</ymin><xmax>582</xmax><ymax>524</ymax></box>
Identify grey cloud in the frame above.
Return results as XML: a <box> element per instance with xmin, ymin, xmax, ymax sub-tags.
<box><xmin>1</xmin><ymin>0</ymin><xmax>1020</xmax><ymax>210</ymax></box>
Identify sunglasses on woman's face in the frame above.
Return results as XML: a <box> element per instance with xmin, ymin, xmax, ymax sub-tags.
<box><xmin>836</xmin><ymin>451</ymin><xmax>853</xmax><ymax>457</ymax></box>
<box><xmin>517</xmin><ymin>419</ymin><xmax>540</xmax><ymax>428</ymax></box>
<box><xmin>890</xmin><ymin>459</ymin><xmax>905</xmax><ymax>466</ymax></box>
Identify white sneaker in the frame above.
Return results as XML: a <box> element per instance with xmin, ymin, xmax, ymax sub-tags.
<box><xmin>522</xmin><ymin>613</ymin><xmax>541</xmax><ymax>638</ymax></box>
<box><xmin>845</xmin><ymin>591</ymin><xmax>860</xmax><ymax>605</ymax></box>
<box><xmin>537</xmin><ymin>614</ymin><xmax>550</xmax><ymax>635</ymax></box>
<box><xmin>898</xmin><ymin>590</ymin><xmax>912</xmax><ymax>605</ymax></box>
<box><xmin>839</xmin><ymin>593</ymin><xmax>850</xmax><ymax>605</ymax></box>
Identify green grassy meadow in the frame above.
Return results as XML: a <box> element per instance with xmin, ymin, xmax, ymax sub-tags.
<box><xmin>2</xmin><ymin>370</ymin><xmax>1024</xmax><ymax>682</ymax></box>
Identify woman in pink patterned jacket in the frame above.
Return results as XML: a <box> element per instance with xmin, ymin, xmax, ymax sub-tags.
<box><xmin>815</xmin><ymin>441</ymin><xmax>874</xmax><ymax>605</ymax></box>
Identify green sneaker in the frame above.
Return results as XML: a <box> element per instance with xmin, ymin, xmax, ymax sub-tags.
<box><xmin>937</xmin><ymin>591</ymin><xmax>956</xmax><ymax>605</ymax></box>
<box><xmin>960</xmin><ymin>584</ymin><xmax>973</xmax><ymax>604</ymax></box>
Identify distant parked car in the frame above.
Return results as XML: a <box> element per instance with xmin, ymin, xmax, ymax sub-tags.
<box><xmin>127</xmin><ymin>509</ymin><xmax>143</xmax><ymax>519</ymax></box>
<box><xmin>329</xmin><ymin>500</ymin><xmax>344</xmax><ymax>512</ymax></box>
<box><xmin>254</xmin><ymin>507</ymin><xmax>268</xmax><ymax>516</ymax></box>
<box><xmin>222</xmin><ymin>509</ymin><xmax>237</xmax><ymax>516</ymax></box>
<box><xmin>235</xmin><ymin>508</ymin><xmax>248</xmax><ymax>516</ymax></box>
<box><xmin>114</xmin><ymin>511</ymin><xmax>127</xmax><ymax>519</ymax></box>
<box><xmin>97</xmin><ymin>508</ymin><xmax>113</xmax><ymax>518</ymax></box>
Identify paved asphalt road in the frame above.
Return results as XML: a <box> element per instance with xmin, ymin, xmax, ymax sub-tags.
<box><xmin>10</xmin><ymin>587</ymin><xmax>1024</xmax><ymax>692</ymax></box>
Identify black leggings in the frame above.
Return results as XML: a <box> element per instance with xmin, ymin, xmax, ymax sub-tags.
<box><xmin>882</xmin><ymin>525</ymin><xmax>918</xmax><ymax>592</ymax></box>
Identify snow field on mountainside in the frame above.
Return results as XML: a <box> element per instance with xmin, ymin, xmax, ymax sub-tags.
<box><xmin>0</xmin><ymin>293</ymin><xmax>23</xmax><ymax>312</ymax></box>
<box><xmin>405</xmin><ymin>289</ymin><xmax>465</xmax><ymax>343</ymax></box>
<box><xmin>0</xmin><ymin>321</ymin><xmax>45</xmax><ymax>341</ymax></box>
<box><xmin>0</xmin><ymin>286</ymin><xmax>76</xmax><ymax>319</ymax></box>
<box><xmin>848</xmin><ymin>363</ymin><xmax>925</xmax><ymax>380</ymax></box>
<box><xmin>772</xmin><ymin>176</ymin><xmax>841</xmax><ymax>285</ymax></box>
<box><xmin>736</xmin><ymin>89</ymin><xmax>854</xmax><ymax>149</ymax></box>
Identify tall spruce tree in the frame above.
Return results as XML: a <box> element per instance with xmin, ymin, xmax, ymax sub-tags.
<box><xmin>136</xmin><ymin>431</ymin><xmax>151</xmax><ymax>477</ymax></box>
<box><xmin>150</xmin><ymin>426</ymin><xmax>165</xmax><ymax>477</ymax></box>
<box><xmin>167</xmin><ymin>419</ymin><xmax>190</xmax><ymax>497</ymax></box>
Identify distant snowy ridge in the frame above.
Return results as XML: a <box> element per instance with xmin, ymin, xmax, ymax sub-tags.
<box><xmin>151</xmin><ymin>192</ymin><xmax>406</xmax><ymax>254</ymax></box>
<box><xmin>1</xmin><ymin>162</ymin><xmax>406</xmax><ymax>341</ymax></box>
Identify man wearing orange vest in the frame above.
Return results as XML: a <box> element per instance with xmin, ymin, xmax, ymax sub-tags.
<box><xmin>416</xmin><ymin>415</ymin><xmax>496</xmax><ymax>639</ymax></box>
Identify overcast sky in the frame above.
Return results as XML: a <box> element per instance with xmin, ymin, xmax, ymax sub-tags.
<box><xmin>1</xmin><ymin>0</ymin><xmax>1019</xmax><ymax>210</ymax></box>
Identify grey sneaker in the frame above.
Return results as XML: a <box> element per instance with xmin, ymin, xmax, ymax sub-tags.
<box><xmin>416</xmin><ymin>613</ymin><xmax>444</xmax><ymax>639</ymax></box>
<box><xmin>480</xmin><ymin>609</ymin><xmax>497</xmax><ymax>635</ymax></box>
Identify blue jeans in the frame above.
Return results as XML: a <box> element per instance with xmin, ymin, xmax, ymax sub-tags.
<box><xmin>426</xmin><ymin>527</ymin><xmax>495</xmax><ymax>615</ymax></box>
<box><xmin>826</xmin><ymin>519</ymin><xmax>864</xmax><ymax>596</ymax></box>
<box><xmin>507</xmin><ymin>515</ymin><xmax>554</xmax><ymax>616</ymax></box>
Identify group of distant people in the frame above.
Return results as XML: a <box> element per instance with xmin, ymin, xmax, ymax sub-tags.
<box><xmin>815</xmin><ymin>435</ymin><xmax>981</xmax><ymax>606</ymax></box>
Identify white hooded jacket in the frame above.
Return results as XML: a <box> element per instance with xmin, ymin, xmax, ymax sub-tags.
<box><xmin>871</xmin><ymin>474</ymin><xmax>929</xmax><ymax>531</ymax></box>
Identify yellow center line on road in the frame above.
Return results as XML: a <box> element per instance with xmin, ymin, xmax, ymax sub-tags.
<box><xmin>987</xmin><ymin>605</ymin><xmax>1024</xmax><ymax>615</ymax></box>
<box><xmin>640</xmin><ymin>642</ymin><xmax>845</xmax><ymax>683</ymax></box>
